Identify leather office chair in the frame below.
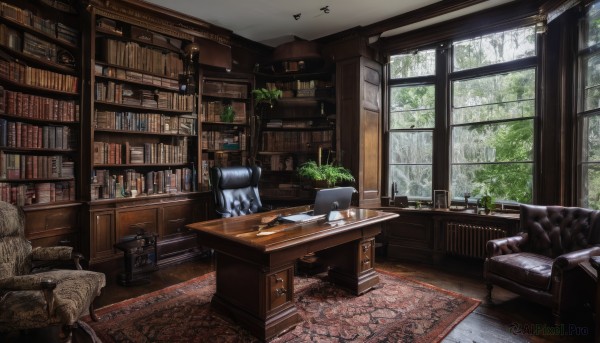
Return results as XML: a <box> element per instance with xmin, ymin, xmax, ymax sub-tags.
<box><xmin>0</xmin><ymin>201</ymin><xmax>106</xmax><ymax>340</ymax></box>
<box><xmin>484</xmin><ymin>204</ymin><xmax>600</xmax><ymax>323</ymax></box>
<box><xmin>210</xmin><ymin>165</ymin><xmax>268</xmax><ymax>218</ymax></box>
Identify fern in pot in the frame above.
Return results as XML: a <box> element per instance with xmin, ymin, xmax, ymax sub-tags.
<box><xmin>297</xmin><ymin>160</ymin><xmax>355</xmax><ymax>188</ymax></box>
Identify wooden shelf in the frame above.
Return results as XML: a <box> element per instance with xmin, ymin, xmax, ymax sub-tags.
<box><xmin>94</xmin><ymin>74</ymin><xmax>180</xmax><ymax>92</ymax></box>
<box><xmin>0</xmin><ymin>177</ymin><xmax>75</xmax><ymax>182</ymax></box>
<box><xmin>0</xmin><ymin>147</ymin><xmax>76</xmax><ymax>153</ymax></box>
<box><xmin>0</xmin><ymin>75</ymin><xmax>79</xmax><ymax>96</ymax></box>
<box><xmin>93</xmin><ymin>163</ymin><xmax>190</xmax><ymax>168</ymax></box>
<box><xmin>0</xmin><ymin>44</ymin><xmax>77</xmax><ymax>74</ymax></box>
<box><xmin>0</xmin><ymin>15</ymin><xmax>78</xmax><ymax>50</ymax></box>
<box><xmin>94</xmin><ymin>129</ymin><xmax>196</xmax><ymax>137</ymax></box>
<box><xmin>94</xmin><ymin>61</ymin><xmax>180</xmax><ymax>82</ymax></box>
<box><xmin>0</xmin><ymin>113</ymin><xmax>78</xmax><ymax>125</ymax></box>
<box><xmin>94</xmin><ymin>101</ymin><xmax>193</xmax><ymax>114</ymax></box>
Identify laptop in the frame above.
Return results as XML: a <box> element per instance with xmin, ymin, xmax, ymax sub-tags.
<box><xmin>280</xmin><ymin>187</ymin><xmax>355</xmax><ymax>223</ymax></box>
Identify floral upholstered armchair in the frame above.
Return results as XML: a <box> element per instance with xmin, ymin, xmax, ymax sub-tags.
<box><xmin>0</xmin><ymin>201</ymin><xmax>106</xmax><ymax>340</ymax></box>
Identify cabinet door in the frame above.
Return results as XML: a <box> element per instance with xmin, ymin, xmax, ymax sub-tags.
<box><xmin>162</xmin><ymin>202</ymin><xmax>199</xmax><ymax>238</ymax></box>
<box><xmin>116</xmin><ymin>207</ymin><xmax>159</xmax><ymax>239</ymax></box>
<box><xmin>24</xmin><ymin>206</ymin><xmax>80</xmax><ymax>249</ymax></box>
<box><xmin>91</xmin><ymin>210</ymin><xmax>115</xmax><ymax>261</ymax></box>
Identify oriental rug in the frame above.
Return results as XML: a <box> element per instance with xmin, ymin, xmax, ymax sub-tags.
<box><xmin>83</xmin><ymin>269</ymin><xmax>479</xmax><ymax>342</ymax></box>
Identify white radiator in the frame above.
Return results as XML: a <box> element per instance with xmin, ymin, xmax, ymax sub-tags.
<box><xmin>446</xmin><ymin>222</ymin><xmax>507</xmax><ymax>259</ymax></box>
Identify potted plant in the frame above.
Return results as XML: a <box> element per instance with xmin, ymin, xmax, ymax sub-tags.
<box><xmin>480</xmin><ymin>194</ymin><xmax>494</xmax><ymax>214</ymax></box>
<box><xmin>249</xmin><ymin>88</ymin><xmax>282</xmax><ymax>165</ymax></box>
<box><xmin>296</xmin><ymin>160</ymin><xmax>355</xmax><ymax>188</ymax></box>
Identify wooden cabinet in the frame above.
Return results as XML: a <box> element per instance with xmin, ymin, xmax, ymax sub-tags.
<box><xmin>336</xmin><ymin>57</ymin><xmax>382</xmax><ymax>207</ymax></box>
<box><xmin>381</xmin><ymin>208</ymin><xmax>520</xmax><ymax>263</ymax></box>
<box><xmin>84</xmin><ymin>193</ymin><xmax>210</xmax><ymax>266</ymax></box>
<box><xmin>24</xmin><ymin>203</ymin><xmax>81</xmax><ymax>250</ymax></box>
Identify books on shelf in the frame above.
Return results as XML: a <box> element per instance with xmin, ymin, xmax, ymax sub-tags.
<box><xmin>0</xmin><ymin>151</ymin><xmax>73</xmax><ymax>179</ymax></box>
<box><xmin>0</xmin><ymin>120</ymin><xmax>72</xmax><ymax>149</ymax></box>
<box><xmin>4</xmin><ymin>90</ymin><xmax>79</xmax><ymax>121</ymax></box>
<box><xmin>92</xmin><ymin>167</ymin><xmax>193</xmax><ymax>199</ymax></box>
<box><xmin>261</xmin><ymin>131</ymin><xmax>333</xmax><ymax>152</ymax></box>
<box><xmin>95</xmin><ymin>81</ymin><xmax>194</xmax><ymax>111</ymax></box>
<box><xmin>0</xmin><ymin>180</ymin><xmax>74</xmax><ymax>206</ymax></box>
<box><xmin>0</xmin><ymin>59</ymin><xmax>78</xmax><ymax>93</ymax></box>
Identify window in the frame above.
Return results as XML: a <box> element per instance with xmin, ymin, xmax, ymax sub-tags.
<box><xmin>579</xmin><ymin>2</ymin><xmax>600</xmax><ymax>209</ymax></box>
<box><xmin>388</xmin><ymin>50</ymin><xmax>436</xmax><ymax>199</ymax></box>
<box><xmin>387</xmin><ymin>25</ymin><xmax>538</xmax><ymax>205</ymax></box>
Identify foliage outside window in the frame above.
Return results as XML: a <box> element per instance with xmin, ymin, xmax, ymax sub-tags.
<box><xmin>387</xmin><ymin>25</ymin><xmax>538</xmax><ymax>205</ymax></box>
<box><xmin>451</xmin><ymin>69</ymin><xmax>535</xmax><ymax>203</ymax></box>
<box><xmin>579</xmin><ymin>2</ymin><xmax>600</xmax><ymax>209</ymax></box>
<box><xmin>388</xmin><ymin>50</ymin><xmax>436</xmax><ymax>200</ymax></box>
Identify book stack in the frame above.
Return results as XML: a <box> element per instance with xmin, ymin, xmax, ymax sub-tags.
<box><xmin>141</xmin><ymin>89</ymin><xmax>157</xmax><ymax>108</ymax></box>
<box><xmin>0</xmin><ymin>23</ymin><xmax>21</xmax><ymax>51</ymax></box>
<box><xmin>23</xmin><ymin>33</ymin><xmax>57</xmax><ymax>62</ymax></box>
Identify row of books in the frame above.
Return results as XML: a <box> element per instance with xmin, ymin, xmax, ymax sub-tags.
<box><xmin>200</xmin><ymin>101</ymin><xmax>246</xmax><ymax>123</ymax></box>
<box><xmin>3</xmin><ymin>89</ymin><xmax>79</xmax><ymax>122</ymax></box>
<box><xmin>0</xmin><ymin>119</ymin><xmax>72</xmax><ymax>149</ymax></box>
<box><xmin>202</xmin><ymin>130</ymin><xmax>246</xmax><ymax>151</ymax></box>
<box><xmin>265</xmin><ymin>79</ymin><xmax>334</xmax><ymax>92</ymax></box>
<box><xmin>200</xmin><ymin>152</ymin><xmax>247</xmax><ymax>190</ymax></box>
<box><xmin>95</xmin><ymin>64</ymin><xmax>180</xmax><ymax>90</ymax></box>
<box><xmin>0</xmin><ymin>181</ymin><xmax>75</xmax><ymax>206</ymax></box>
<box><xmin>261</xmin><ymin>131</ymin><xmax>333</xmax><ymax>152</ymax></box>
<box><xmin>94</xmin><ymin>110</ymin><xmax>197</xmax><ymax>135</ymax></box>
<box><xmin>0</xmin><ymin>59</ymin><xmax>79</xmax><ymax>93</ymax></box>
<box><xmin>265</xmin><ymin>120</ymin><xmax>320</xmax><ymax>128</ymax></box>
<box><xmin>0</xmin><ymin>152</ymin><xmax>73</xmax><ymax>179</ymax></box>
<box><xmin>95</xmin><ymin>81</ymin><xmax>194</xmax><ymax>111</ymax></box>
<box><xmin>93</xmin><ymin>138</ymin><xmax>189</xmax><ymax>165</ymax></box>
<box><xmin>91</xmin><ymin>167</ymin><xmax>194</xmax><ymax>200</ymax></box>
<box><xmin>23</xmin><ymin>32</ymin><xmax>57</xmax><ymax>62</ymax></box>
<box><xmin>100</xmin><ymin>38</ymin><xmax>183</xmax><ymax>78</ymax></box>
<box><xmin>0</xmin><ymin>2</ymin><xmax>78</xmax><ymax>45</ymax></box>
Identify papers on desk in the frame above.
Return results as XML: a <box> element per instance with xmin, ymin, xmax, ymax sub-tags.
<box><xmin>256</xmin><ymin>231</ymin><xmax>276</xmax><ymax>236</ymax></box>
<box><xmin>279</xmin><ymin>213</ymin><xmax>325</xmax><ymax>223</ymax></box>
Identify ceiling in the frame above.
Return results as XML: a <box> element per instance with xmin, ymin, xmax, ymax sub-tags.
<box><xmin>143</xmin><ymin>0</ymin><xmax>515</xmax><ymax>47</ymax></box>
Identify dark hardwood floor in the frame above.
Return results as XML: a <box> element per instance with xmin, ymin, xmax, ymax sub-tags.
<box><xmin>2</xmin><ymin>254</ymin><xmax>596</xmax><ymax>343</ymax></box>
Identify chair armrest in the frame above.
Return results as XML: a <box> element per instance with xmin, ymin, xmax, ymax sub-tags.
<box><xmin>31</xmin><ymin>246</ymin><xmax>83</xmax><ymax>270</ymax></box>
<box><xmin>0</xmin><ymin>274</ymin><xmax>56</xmax><ymax>291</ymax></box>
<box><xmin>486</xmin><ymin>233</ymin><xmax>528</xmax><ymax>258</ymax></box>
<box><xmin>554</xmin><ymin>246</ymin><xmax>600</xmax><ymax>271</ymax></box>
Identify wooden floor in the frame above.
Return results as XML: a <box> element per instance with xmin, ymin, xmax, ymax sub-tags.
<box><xmin>2</xmin><ymin>254</ymin><xmax>596</xmax><ymax>343</ymax></box>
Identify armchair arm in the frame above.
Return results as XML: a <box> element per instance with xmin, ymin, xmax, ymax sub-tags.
<box><xmin>486</xmin><ymin>233</ymin><xmax>528</xmax><ymax>258</ymax></box>
<box><xmin>31</xmin><ymin>246</ymin><xmax>83</xmax><ymax>270</ymax></box>
<box><xmin>0</xmin><ymin>274</ymin><xmax>56</xmax><ymax>291</ymax></box>
<box><xmin>554</xmin><ymin>246</ymin><xmax>600</xmax><ymax>271</ymax></box>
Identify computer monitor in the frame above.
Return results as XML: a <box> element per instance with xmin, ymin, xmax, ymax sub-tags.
<box><xmin>313</xmin><ymin>187</ymin><xmax>355</xmax><ymax>219</ymax></box>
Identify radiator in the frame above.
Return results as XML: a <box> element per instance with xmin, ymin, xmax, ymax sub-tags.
<box><xmin>445</xmin><ymin>222</ymin><xmax>507</xmax><ymax>259</ymax></box>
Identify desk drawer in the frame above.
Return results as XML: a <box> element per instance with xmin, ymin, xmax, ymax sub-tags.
<box><xmin>25</xmin><ymin>207</ymin><xmax>78</xmax><ymax>236</ymax></box>
<box><xmin>359</xmin><ymin>239</ymin><xmax>375</xmax><ymax>273</ymax></box>
<box><xmin>266</xmin><ymin>267</ymin><xmax>293</xmax><ymax>312</ymax></box>
<box><xmin>162</xmin><ymin>203</ymin><xmax>196</xmax><ymax>237</ymax></box>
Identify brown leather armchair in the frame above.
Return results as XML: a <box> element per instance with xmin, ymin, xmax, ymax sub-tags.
<box><xmin>484</xmin><ymin>204</ymin><xmax>600</xmax><ymax>323</ymax></box>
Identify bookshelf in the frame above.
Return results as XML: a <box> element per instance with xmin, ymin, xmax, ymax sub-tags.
<box><xmin>255</xmin><ymin>66</ymin><xmax>336</xmax><ymax>205</ymax></box>
<box><xmin>0</xmin><ymin>0</ymin><xmax>81</xmax><ymax>249</ymax></box>
<box><xmin>199</xmin><ymin>71</ymin><xmax>252</xmax><ymax>191</ymax></box>
<box><xmin>84</xmin><ymin>3</ymin><xmax>209</xmax><ymax>266</ymax></box>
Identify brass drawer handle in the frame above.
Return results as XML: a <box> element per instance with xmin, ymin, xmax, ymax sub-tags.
<box><xmin>168</xmin><ymin>218</ymin><xmax>185</xmax><ymax>224</ymax></box>
<box><xmin>272</xmin><ymin>274</ymin><xmax>284</xmax><ymax>283</ymax></box>
<box><xmin>362</xmin><ymin>258</ymin><xmax>371</xmax><ymax>265</ymax></box>
<box><xmin>275</xmin><ymin>287</ymin><xmax>287</xmax><ymax>297</ymax></box>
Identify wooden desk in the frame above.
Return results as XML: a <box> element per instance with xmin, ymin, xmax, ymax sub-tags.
<box><xmin>186</xmin><ymin>206</ymin><xmax>399</xmax><ymax>341</ymax></box>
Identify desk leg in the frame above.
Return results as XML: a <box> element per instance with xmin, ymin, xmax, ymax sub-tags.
<box><xmin>210</xmin><ymin>252</ymin><xmax>301</xmax><ymax>341</ymax></box>
<box><xmin>320</xmin><ymin>237</ymin><xmax>379</xmax><ymax>295</ymax></box>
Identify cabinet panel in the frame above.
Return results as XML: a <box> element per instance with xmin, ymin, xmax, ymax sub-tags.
<box><xmin>162</xmin><ymin>202</ymin><xmax>198</xmax><ymax>238</ymax></box>
<box><xmin>24</xmin><ymin>206</ymin><xmax>79</xmax><ymax>236</ymax></box>
<box><xmin>117</xmin><ymin>208</ymin><xmax>159</xmax><ymax>238</ymax></box>
<box><xmin>91</xmin><ymin>211</ymin><xmax>115</xmax><ymax>261</ymax></box>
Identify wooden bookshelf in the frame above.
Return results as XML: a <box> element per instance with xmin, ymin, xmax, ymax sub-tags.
<box><xmin>254</xmin><ymin>65</ymin><xmax>336</xmax><ymax>205</ymax></box>
<box><xmin>199</xmin><ymin>72</ymin><xmax>253</xmax><ymax>191</ymax></box>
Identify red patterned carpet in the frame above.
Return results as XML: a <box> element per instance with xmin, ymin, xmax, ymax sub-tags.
<box><xmin>83</xmin><ymin>269</ymin><xmax>479</xmax><ymax>342</ymax></box>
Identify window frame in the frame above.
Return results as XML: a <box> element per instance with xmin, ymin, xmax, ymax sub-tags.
<box><xmin>385</xmin><ymin>24</ymin><xmax>541</xmax><ymax>208</ymax></box>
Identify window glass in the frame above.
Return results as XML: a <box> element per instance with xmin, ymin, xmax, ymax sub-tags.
<box><xmin>390</xmin><ymin>49</ymin><xmax>435</xmax><ymax>79</ymax></box>
<box><xmin>583</xmin><ymin>53</ymin><xmax>600</xmax><ymax>111</ymax></box>
<box><xmin>584</xmin><ymin>2</ymin><xmax>600</xmax><ymax>48</ymax></box>
<box><xmin>453</xmin><ymin>26</ymin><xmax>536</xmax><ymax>71</ymax></box>
<box><xmin>580</xmin><ymin>2</ymin><xmax>600</xmax><ymax>209</ymax></box>
<box><xmin>453</xmin><ymin>69</ymin><xmax>536</xmax><ymax>124</ymax></box>
<box><xmin>390</xmin><ymin>85</ymin><xmax>435</xmax><ymax>129</ymax></box>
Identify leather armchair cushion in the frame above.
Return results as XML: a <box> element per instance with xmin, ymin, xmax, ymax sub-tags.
<box><xmin>522</xmin><ymin>205</ymin><xmax>600</xmax><ymax>258</ymax></box>
<box><xmin>486</xmin><ymin>252</ymin><xmax>553</xmax><ymax>290</ymax></box>
<box><xmin>210</xmin><ymin>166</ymin><xmax>264</xmax><ymax>218</ymax></box>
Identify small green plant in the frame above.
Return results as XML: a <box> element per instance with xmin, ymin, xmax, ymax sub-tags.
<box><xmin>297</xmin><ymin>160</ymin><xmax>355</xmax><ymax>188</ymax></box>
<box><xmin>480</xmin><ymin>194</ymin><xmax>494</xmax><ymax>214</ymax></box>
<box><xmin>220</xmin><ymin>105</ymin><xmax>235</xmax><ymax>122</ymax></box>
<box><xmin>252</xmin><ymin>88</ymin><xmax>282</xmax><ymax>109</ymax></box>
